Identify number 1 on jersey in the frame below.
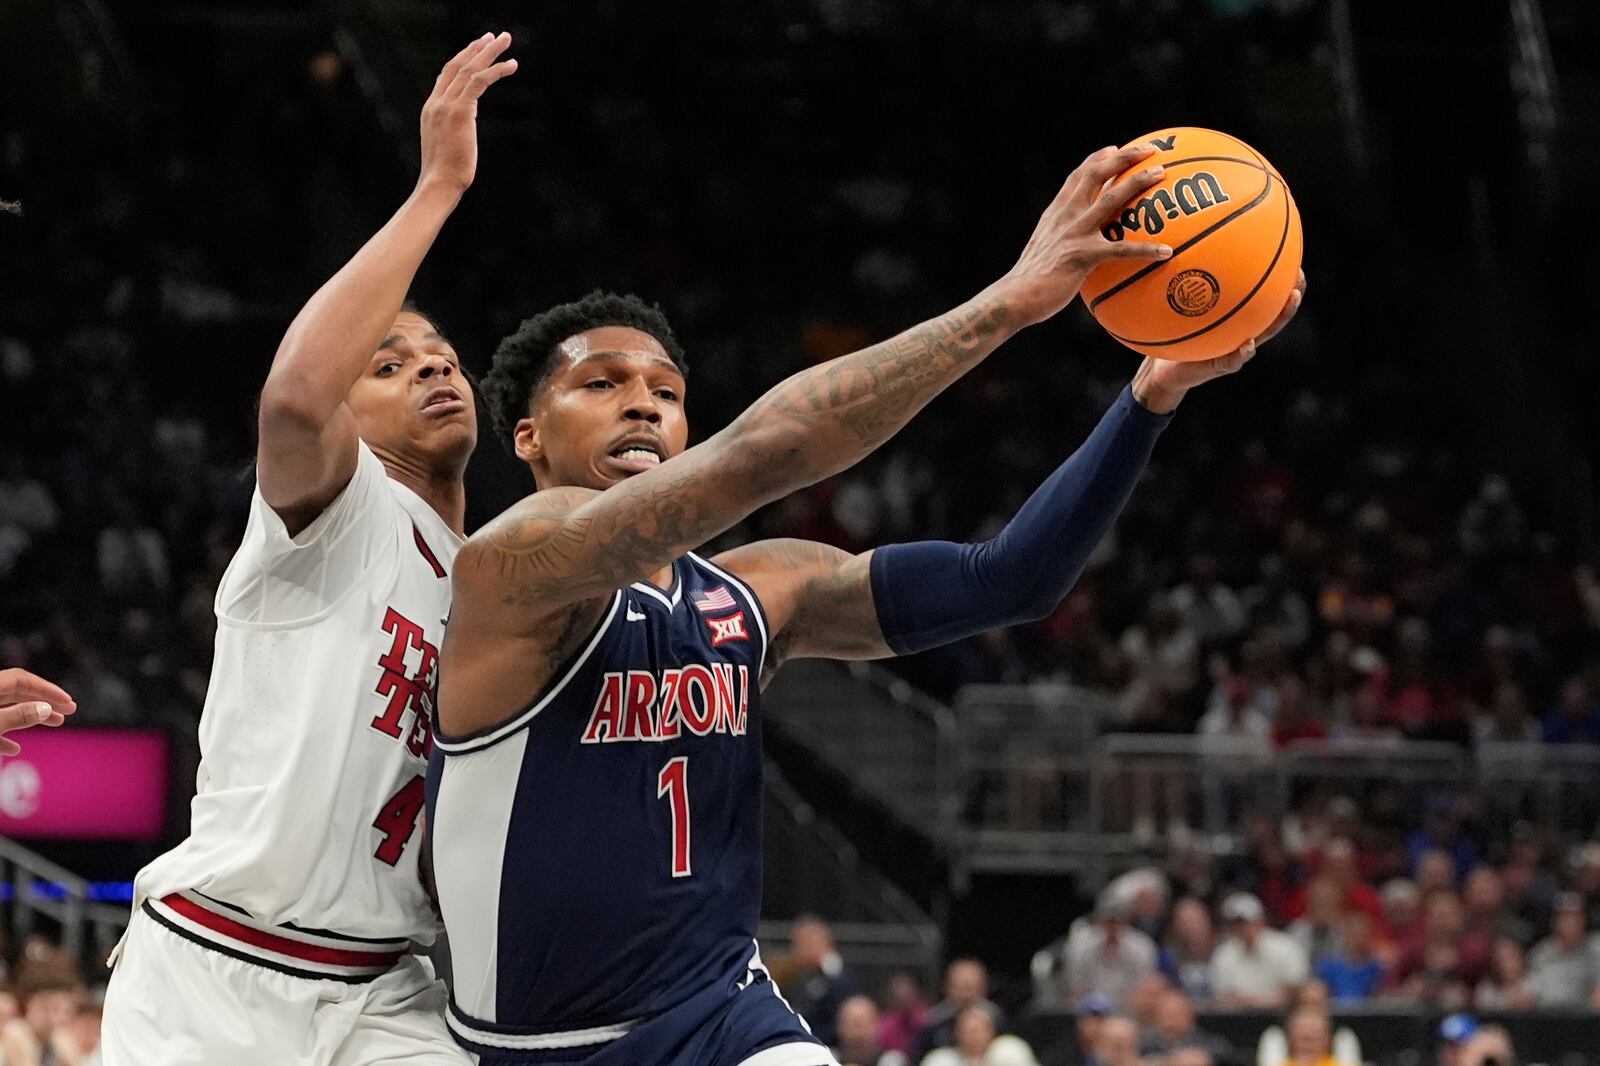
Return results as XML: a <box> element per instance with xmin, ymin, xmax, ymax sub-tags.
<box><xmin>656</xmin><ymin>756</ymin><xmax>692</xmax><ymax>878</ymax></box>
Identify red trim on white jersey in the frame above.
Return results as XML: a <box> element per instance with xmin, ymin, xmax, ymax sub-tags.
<box><xmin>145</xmin><ymin>891</ymin><xmax>408</xmax><ymax>983</ymax></box>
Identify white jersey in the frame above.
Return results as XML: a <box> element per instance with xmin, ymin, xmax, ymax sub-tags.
<box><xmin>135</xmin><ymin>441</ymin><xmax>460</xmax><ymax>945</ymax></box>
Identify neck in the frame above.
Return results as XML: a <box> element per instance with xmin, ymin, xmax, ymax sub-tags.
<box><xmin>375</xmin><ymin>448</ymin><xmax>467</xmax><ymax>536</ymax></box>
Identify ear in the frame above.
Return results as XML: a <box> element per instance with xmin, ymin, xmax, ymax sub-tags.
<box><xmin>513</xmin><ymin>416</ymin><xmax>541</xmax><ymax>465</ymax></box>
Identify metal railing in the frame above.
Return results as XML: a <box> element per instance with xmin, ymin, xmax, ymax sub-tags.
<box><xmin>0</xmin><ymin>836</ymin><xmax>130</xmax><ymax>969</ymax></box>
<box><xmin>771</xmin><ymin>666</ymin><xmax>1600</xmax><ymax>890</ymax></box>
<box><xmin>761</xmin><ymin>760</ymin><xmax>942</xmax><ymax>991</ymax></box>
<box><xmin>764</xmin><ymin>660</ymin><xmax>959</xmax><ymax>843</ymax></box>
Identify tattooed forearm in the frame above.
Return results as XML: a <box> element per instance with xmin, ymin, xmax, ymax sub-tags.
<box><xmin>460</xmin><ymin>291</ymin><xmax>1020</xmax><ymax>615</ymax></box>
<box><xmin>744</xmin><ymin>298</ymin><xmax>1013</xmax><ymax>456</ymax></box>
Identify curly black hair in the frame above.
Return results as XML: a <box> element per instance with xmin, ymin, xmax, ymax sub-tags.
<box><xmin>482</xmin><ymin>290</ymin><xmax>688</xmax><ymax>453</ymax></box>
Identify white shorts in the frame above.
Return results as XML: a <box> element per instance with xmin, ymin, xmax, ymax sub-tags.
<box><xmin>101</xmin><ymin>906</ymin><xmax>469</xmax><ymax>1066</ymax></box>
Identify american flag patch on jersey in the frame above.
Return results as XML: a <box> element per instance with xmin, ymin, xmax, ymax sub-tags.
<box><xmin>690</xmin><ymin>585</ymin><xmax>738</xmax><ymax>613</ymax></box>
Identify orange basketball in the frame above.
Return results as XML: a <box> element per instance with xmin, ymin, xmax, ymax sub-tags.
<box><xmin>1081</xmin><ymin>127</ymin><xmax>1302</xmax><ymax>362</ymax></box>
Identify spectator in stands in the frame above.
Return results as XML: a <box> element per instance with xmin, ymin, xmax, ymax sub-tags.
<box><xmin>1</xmin><ymin>971</ymin><xmax>88</xmax><ymax>1066</ymax></box>
<box><xmin>1390</xmin><ymin>892</ymin><xmax>1470</xmax><ymax>1007</ymax></box>
<box><xmin>1087</xmin><ymin>1016</ymin><xmax>1140</xmax><ymax>1066</ymax></box>
<box><xmin>95</xmin><ymin>496</ymin><xmax>170</xmax><ymax>600</ymax></box>
<box><xmin>1434</xmin><ymin>1013</ymin><xmax>1473</xmax><ymax>1066</ymax></box>
<box><xmin>62</xmin><ymin>1002</ymin><xmax>101</xmax><ymax>1066</ymax></box>
<box><xmin>1116</xmin><ymin>596</ymin><xmax>1201</xmax><ymax>722</ymax></box>
<box><xmin>835</xmin><ymin>995</ymin><xmax>907</xmax><ymax>1066</ymax></box>
<box><xmin>1157</xmin><ymin>898</ymin><xmax>1217</xmax><ymax>1003</ymax></box>
<box><xmin>1048</xmin><ymin>994</ymin><xmax>1110</xmax><ymax>1066</ymax></box>
<box><xmin>1414</xmin><ymin>849</ymin><xmax>1459</xmax><ymax>899</ymax></box>
<box><xmin>788</xmin><ymin>916</ymin><xmax>860</xmax><ymax>1046</ymax></box>
<box><xmin>1571</xmin><ymin>842</ymin><xmax>1600</xmax><ymax>929</ymax></box>
<box><xmin>1100</xmin><ymin>867</ymin><xmax>1169</xmax><ymax>942</ymax></box>
<box><xmin>1539</xmin><ymin>677</ymin><xmax>1600</xmax><ymax>745</ymax></box>
<box><xmin>1168</xmin><ymin>553</ymin><xmax>1246</xmax><ymax>646</ymax></box>
<box><xmin>1500</xmin><ymin>838</ymin><xmax>1559</xmax><ymax>939</ymax></box>
<box><xmin>1525</xmin><ymin>891</ymin><xmax>1600</xmax><ymax>1006</ymax></box>
<box><xmin>1272</xmin><ymin>678</ymin><xmax>1327</xmax><ymax>747</ymax></box>
<box><xmin>917</xmin><ymin>959</ymin><xmax>1004</xmax><ymax>1061</ymax></box>
<box><xmin>1471</xmin><ymin>681</ymin><xmax>1539</xmax><ymax>745</ymax></box>
<box><xmin>1122</xmin><ymin>972</ymin><xmax>1170</xmax><ymax>1039</ymax></box>
<box><xmin>1227</xmin><ymin>816</ymin><xmax>1306</xmax><ymax>925</ymax></box>
<box><xmin>1287</xmin><ymin>878</ymin><xmax>1345</xmax><ymax>964</ymax></box>
<box><xmin>1450</xmin><ymin>1024</ymin><xmax>1517</xmax><ymax>1066</ymax></box>
<box><xmin>878</xmin><ymin>973</ymin><xmax>931</xmax><ymax>1061</ymax></box>
<box><xmin>1473</xmin><ymin>936</ymin><xmax>1535</xmax><ymax>1009</ymax></box>
<box><xmin>1064</xmin><ymin>899</ymin><xmax>1158</xmax><ymax>1009</ymax></box>
<box><xmin>920</xmin><ymin>1004</ymin><xmax>1034</xmax><ymax>1066</ymax></box>
<box><xmin>1314</xmin><ymin>910</ymin><xmax>1385</xmax><ymax>1004</ymax></box>
<box><xmin>1406</xmin><ymin>797</ymin><xmax>1480</xmax><ymax>883</ymax></box>
<box><xmin>1376</xmin><ymin>877</ymin><xmax>1427</xmax><ymax>960</ymax></box>
<box><xmin>1456</xmin><ymin>867</ymin><xmax>1515</xmax><ymax>982</ymax></box>
<box><xmin>1283</xmin><ymin>1006</ymin><xmax>1340</xmax><ymax>1066</ymax></box>
<box><xmin>1212</xmin><ymin>893</ymin><xmax>1309</xmax><ymax>1007</ymax></box>
<box><xmin>1138</xmin><ymin>989</ymin><xmax>1230</xmax><ymax>1064</ymax></box>
<box><xmin>1290</xmin><ymin>839</ymin><xmax>1384</xmax><ymax>927</ymax></box>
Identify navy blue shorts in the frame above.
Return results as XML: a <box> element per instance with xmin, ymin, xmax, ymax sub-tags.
<box><xmin>461</xmin><ymin>972</ymin><xmax>835</xmax><ymax>1066</ymax></box>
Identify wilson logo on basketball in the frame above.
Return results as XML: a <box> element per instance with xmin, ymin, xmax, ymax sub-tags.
<box><xmin>1100</xmin><ymin>173</ymin><xmax>1231</xmax><ymax>241</ymax></box>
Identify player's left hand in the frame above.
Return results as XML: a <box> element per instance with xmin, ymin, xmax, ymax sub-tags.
<box><xmin>1131</xmin><ymin>268</ymin><xmax>1306</xmax><ymax>414</ymax></box>
<box><xmin>0</xmin><ymin>668</ymin><xmax>75</xmax><ymax>756</ymax></box>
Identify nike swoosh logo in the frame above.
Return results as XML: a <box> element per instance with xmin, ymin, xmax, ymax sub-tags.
<box><xmin>626</xmin><ymin>605</ymin><xmax>647</xmax><ymax>622</ymax></box>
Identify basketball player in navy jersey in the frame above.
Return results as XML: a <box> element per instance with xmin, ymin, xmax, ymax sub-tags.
<box><xmin>428</xmin><ymin>145</ymin><xmax>1306</xmax><ymax>1066</ymax></box>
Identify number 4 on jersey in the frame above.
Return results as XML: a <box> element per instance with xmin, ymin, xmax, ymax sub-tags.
<box><xmin>372</xmin><ymin>774</ymin><xmax>425</xmax><ymax>866</ymax></box>
<box><xmin>657</xmin><ymin>756</ymin><xmax>692</xmax><ymax>878</ymax></box>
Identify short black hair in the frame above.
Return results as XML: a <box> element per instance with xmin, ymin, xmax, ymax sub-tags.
<box><xmin>482</xmin><ymin>290</ymin><xmax>687</xmax><ymax>452</ymax></box>
<box><xmin>399</xmin><ymin>300</ymin><xmax>448</xmax><ymax>341</ymax></box>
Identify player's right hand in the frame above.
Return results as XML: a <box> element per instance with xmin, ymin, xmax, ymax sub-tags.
<box><xmin>998</xmin><ymin>143</ymin><xmax>1175</xmax><ymax>328</ymax></box>
<box><xmin>418</xmin><ymin>32</ymin><xmax>519</xmax><ymax>196</ymax></box>
<box><xmin>0</xmin><ymin>668</ymin><xmax>75</xmax><ymax>756</ymax></box>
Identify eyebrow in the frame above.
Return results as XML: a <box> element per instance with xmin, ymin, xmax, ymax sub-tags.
<box><xmin>377</xmin><ymin>332</ymin><xmax>448</xmax><ymax>351</ymax></box>
<box><xmin>573</xmin><ymin>350</ymin><xmax>682</xmax><ymax>374</ymax></box>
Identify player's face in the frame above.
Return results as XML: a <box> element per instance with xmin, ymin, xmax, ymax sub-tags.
<box><xmin>519</xmin><ymin>326</ymin><xmax>688</xmax><ymax>490</ymax></box>
<box><xmin>346</xmin><ymin>311</ymin><xmax>478</xmax><ymax>476</ymax></box>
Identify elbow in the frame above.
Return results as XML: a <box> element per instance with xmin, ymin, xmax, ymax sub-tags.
<box><xmin>1006</xmin><ymin>568</ymin><xmax>1084</xmax><ymax>625</ymax></box>
<box><xmin>257</xmin><ymin>375</ymin><xmax>325</xmax><ymax>437</ymax></box>
<box><xmin>719</xmin><ymin>418</ymin><xmax>819</xmax><ymax>498</ymax></box>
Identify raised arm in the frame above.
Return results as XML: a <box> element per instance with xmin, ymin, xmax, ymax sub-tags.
<box><xmin>717</xmin><ymin>272</ymin><xmax>1306</xmax><ymax>682</ymax></box>
<box><xmin>256</xmin><ymin>33</ymin><xmax>515</xmax><ymax>533</ymax></box>
<box><xmin>461</xmin><ymin>144</ymin><xmax>1175</xmax><ymax>614</ymax></box>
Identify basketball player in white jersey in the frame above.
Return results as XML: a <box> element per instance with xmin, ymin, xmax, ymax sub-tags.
<box><xmin>100</xmin><ymin>32</ymin><xmax>517</xmax><ymax>1065</ymax></box>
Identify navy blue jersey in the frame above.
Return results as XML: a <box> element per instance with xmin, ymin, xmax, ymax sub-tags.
<box><xmin>426</xmin><ymin>552</ymin><xmax>771</xmax><ymax>1051</ymax></box>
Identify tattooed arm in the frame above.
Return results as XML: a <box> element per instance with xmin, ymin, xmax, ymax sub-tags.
<box><xmin>455</xmin><ymin>143</ymin><xmax>1175</xmax><ymax>617</ymax></box>
<box><xmin>714</xmin><ymin>278</ymin><xmax>1307</xmax><ymax>687</ymax></box>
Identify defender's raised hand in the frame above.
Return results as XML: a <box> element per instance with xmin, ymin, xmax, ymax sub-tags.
<box><xmin>1132</xmin><ymin>268</ymin><xmax>1307</xmax><ymax>413</ymax></box>
<box><xmin>418</xmin><ymin>31</ymin><xmax>518</xmax><ymax>196</ymax></box>
<box><xmin>998</xmin><ymin>144</ymin><xmax>1175</xmax><ymax>328</ymax></box>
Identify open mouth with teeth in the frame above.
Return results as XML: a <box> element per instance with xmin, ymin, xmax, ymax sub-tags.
<box><xmin>606</xmin><ymin>442</ymin><xmax>664</xmax><ymax>475</ymax></box>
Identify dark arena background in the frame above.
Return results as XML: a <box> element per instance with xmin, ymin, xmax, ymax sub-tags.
<box><xmin>2</xmin><ymin>0</ymin><xmax>1598</xmax><ymax>1063</ymax></box>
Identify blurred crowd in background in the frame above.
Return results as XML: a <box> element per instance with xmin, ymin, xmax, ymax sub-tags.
<box><xmin>0</xmin><ymin>0</ymin><xmax>1595</xmax><ymax>1060</ymax></box>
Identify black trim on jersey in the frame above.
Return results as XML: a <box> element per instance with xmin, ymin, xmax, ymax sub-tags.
<box><xmin>141</xmin><ymin>902</ymin><xmax>381</xmax><ymax>985</ymax></box>
<box><xmin>433</xmin><ymin>590</ymin><xmax>624</xmax><ymax>753</ymax></box>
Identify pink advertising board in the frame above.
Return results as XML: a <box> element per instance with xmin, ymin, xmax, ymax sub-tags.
<box><xmin>0</xmin><ymin>729</ymin><xmax>167</xmax><ymax>840</ymax></box>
